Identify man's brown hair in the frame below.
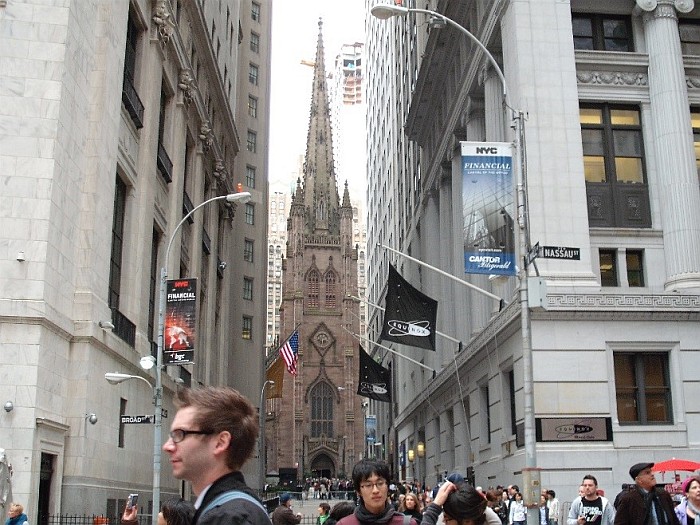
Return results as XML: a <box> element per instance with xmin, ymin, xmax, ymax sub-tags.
<box><xmin>175</xmin><ymin>387</ymin><xmax>258</xmax><ymax>470</ymax></box>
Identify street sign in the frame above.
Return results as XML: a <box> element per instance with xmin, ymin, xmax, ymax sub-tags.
<box><xmin>161</xmin><ymin>408</ymin><xmax>168</xmax><ymax>418</ymax></box>
<box><xmin>540</xmin><ymin>245</ymin><xmax>580</xmax><ymax>260</ymax></box>
<box><xmin>120</xmin><ymin>415</ymin><xmax>154</xmax><ymax>424</ymax></box>
<box><xmin>526</xmin><ymin>242</ymin><xmax>540</xmax><ymax>266</ymax></box>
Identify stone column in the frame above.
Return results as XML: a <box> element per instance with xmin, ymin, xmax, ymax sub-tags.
<box><xmin>638</xmin><ymin>0</ymin><xmax>700</xmax><ymax>290</ymax></box>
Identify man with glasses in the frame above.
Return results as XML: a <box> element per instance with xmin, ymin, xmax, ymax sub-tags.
<box><xmin>337</xmin><ymin>459</ymin><xmax>418</xmax><ymax>525</ymax></box>
<box><xmin>163</xmin><ymin>387</ymin><xmax>272</xmax><ymax>525</ymax></box>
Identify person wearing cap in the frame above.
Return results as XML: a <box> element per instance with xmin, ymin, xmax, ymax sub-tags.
<box><xmin>421</xmin><ymin>480</ymin><xmax>493</xmax><ymax>525</ymax></box>
<box><xmin>271</xmin><ymin>493</ymin><xmax>303</xmax><ymax>525</ymax></box>
<box><xmin>674</xmin><ymin>476</ymin><xmax>700</xmax><ymax>524</ymax></box>
<box><xmin>567</xmin><ymin>475</ymin><xmax>614</xmax><ymax>525</ymax></box>
<box><xmin>614</xmin><ymin>462</ymin><xmax>680</xmax><ymax>525</ymax></box>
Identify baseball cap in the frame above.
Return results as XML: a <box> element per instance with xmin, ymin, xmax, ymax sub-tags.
<box><xmin>446</xmin><ymin>471</ymin><xmax>465</xmax><ymax>484</ymax></box>
<box><xmin>280</xmin><ymin>492</ymin><xmax>292</xmax><ymax>504</ymax></box>
<box><xmin>629</xmin><ymin>462</ymin><xmax>654</xmax><ymax>480</ymax></box>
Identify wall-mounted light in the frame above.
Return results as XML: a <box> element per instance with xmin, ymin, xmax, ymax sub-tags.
<box><xmin>417</xmin><ymin>441</ymin><xmax>425</xmax><ymax>458</ymax></box>
<box><xmin>407</xmin><ymin>449</ymin><xmax>415</xmax><ymax>462</ymax></box>
<box><xmin>98</xmin><ymin>320</ymin><xmax>115</xmax><ymax>330</ymax></box>
<box><xmin>140</xmin><ymin>355</ymin><xmax>156</xmax><ymax>370</ymax></box>
<box><xmin>85</xmin><ymin>413</ymin><xmax>98</xmax><ymax>425</ymax></box>
<box><xmin>4</xmin><ymin>401</ymin><xmax>14</xmax><ymax>413</ymax></box>
<box><xmin>16</xmin><ymin>251</ymin><xmax>25</xmax><ymax>262</ymax></box>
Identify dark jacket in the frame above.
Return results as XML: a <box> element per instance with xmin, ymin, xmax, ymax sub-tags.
<box><xmin>614</xmin><ymin>486</ymin><xmax>680</xmax><ymax>525</ymax></box>
<box><xmin>271</xmin><ymin>506</ymin><xmax>302</xmax><ymax>525</ymax></box>
<box><xmin>193</xmin><ymin>471</ymin><xmax>271</xmax><ymax>525</ymax></box>
<box><xmin>338</xmin><ymin>512</ymin><xmax>415</xmax><ymax>525</ymax></box>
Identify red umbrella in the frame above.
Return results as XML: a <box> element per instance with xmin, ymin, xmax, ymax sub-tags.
<box><xmin>652</xmin><ymin>459</ymin><xmax>700</xmax><ymax>472</ymax></box>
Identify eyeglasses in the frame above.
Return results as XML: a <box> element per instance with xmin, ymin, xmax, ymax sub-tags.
<box><xmin>169</xmin><ymin>428</ymin><xmax>213</xmax><ymax>443</ymax></box>
<box><xmin>360</xmin><ymin>480</ymin><xmax>387</xmax><ymax>490</ymax></box>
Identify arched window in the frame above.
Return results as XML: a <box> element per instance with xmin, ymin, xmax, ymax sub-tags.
<box><xmin>308</xmin><ymin>270</ymin><xmax>320</xmax><ymax>308</ymax></box>
<box><xmin>325</xmin><ymin>272</ymin><xmax>336</xmax><ymax>308</ymax></box>
<box><xmin>310</xmin><ymin>382</ymin><xmax>334</xmax><ymax>437</ymax></box>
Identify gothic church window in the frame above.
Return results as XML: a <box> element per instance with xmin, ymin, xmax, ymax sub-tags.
<box><xmin>311</xmin><ymin>382</ymin><xmax>334</xmax><ymax>437</ymax></box>
<box><xmin>325</xmin><ymin>271</ymin><xmax>336</xmax><ymax>308</ymax></box>
<box><xmin>308</xmin><ymin>270</ymin><xmax>320</xmax><ymax>308</ymax></box>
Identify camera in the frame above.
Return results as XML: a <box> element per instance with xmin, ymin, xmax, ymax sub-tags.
<box><xmin>127</xmin><ymin>494</ymin><xmax>139</xmax><ymax>509</ymax></box>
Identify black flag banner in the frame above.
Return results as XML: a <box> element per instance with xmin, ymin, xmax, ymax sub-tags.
<box><xmin>358</xmin><ymin>345</ymin><xmax>391</xmax><ymax>403</ymax></box>
<box><xmin>380</xmin><ymin>263</ymin><xmax>438</xmax><ymax>351</ymax></box>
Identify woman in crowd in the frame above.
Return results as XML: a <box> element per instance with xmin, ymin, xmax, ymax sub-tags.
<box><xmin>399</xmin><ymin>493</ymin><xmax>424</xmax><ymax>521</ymax></box>
<box><xmin>122</xmin><ymin>497</ymin><xmax>194</xmax><ymax>525</ymax></box>
<box><xmin>675</xmin><ymin>476</ymin><xmax>700</xmax><ymax>524</ymax></box>
<box><xmin>508</xmin><ymin>492</ymin><xmax>525</xmax><ymax>525</ymax></box>
<box><xmin>6</xmin><ymin>503</ymin><xmax>28</xmax><ymax>525</ymax></box>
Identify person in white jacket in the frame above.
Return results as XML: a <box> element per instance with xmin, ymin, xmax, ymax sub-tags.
<box><xmin>567</xmin><ymin>475</ymin><xmax>615</xmax><ymax>525</ymax></box>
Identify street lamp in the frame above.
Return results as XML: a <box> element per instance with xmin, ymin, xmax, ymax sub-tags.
<box><xmin>258</xmin><ymin>379</ymin><xmax>275</xmax><ymax>492</ymax></box>
<box><xmin>371</xmin><ymin>3</ymin><xmax>538</xmax><ymax>518</ymax></box>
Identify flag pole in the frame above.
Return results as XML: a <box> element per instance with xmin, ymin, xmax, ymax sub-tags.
<box><xmin>342</xmin><ymin>326</ymin><xmax>436</xmax><ymax>373</ymax></box>
<box><xmin>350</xmin><ymin>295</ymin><xmax>462</xmax><ymax>346</ymax></box>
<box><xmin>379</xmin><ymin>243</ymin><xmax>505</xmax><ymax>306</ymax></box>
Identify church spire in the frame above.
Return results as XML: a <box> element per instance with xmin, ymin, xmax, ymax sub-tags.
<box><xmin>301</xmin><ymin>18</ymin><xmax>340</xmax><ymax>235</ymax></box>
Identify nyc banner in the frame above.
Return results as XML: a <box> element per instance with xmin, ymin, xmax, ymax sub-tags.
<box><xmin>164</xmin><ymin>278</ymin><xmax>197</xmax><ymax>365</ymax></box>
<box><xmin>462</xmin><ymin>141</ymin><xmax>516</xmax><ymax>276</ymax></box>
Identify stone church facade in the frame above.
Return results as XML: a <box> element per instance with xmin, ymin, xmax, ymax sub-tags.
<box><xmin>267</xmin><ymin>21</ymin><xmax>365</xmax><ymax>481</ymax></box>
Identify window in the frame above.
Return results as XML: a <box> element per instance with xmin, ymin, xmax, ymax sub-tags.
<box><xmin>580</xmin><ymin>105</ymin><xmax>650</xmax><ymax>227</ymax></box>
<box><xmin>248</xmin><ymin>95</ymin><xmax>258</xmax><ymax>118</ymax></box>
<box><xmin>109</xmin><ymin>176</ymin><xmax>127</xmax><ymax>310</ymax></box>
<box><xmin>627</xmin><ymin>250</ymin><xmax>645</xmax><ymax>287</ymax></box>
<box><xmin>599</xmin><ymin>249</ymin><xmax>618</xmax><ymax>286</ymax></box>
<box><xmin>148</xmin><ymin>228</ymin><xmax>160</xmax><ymax>346</ymax></box>
<box><xmin>572</xmin><ymin>14</ymin><xmax>633</xmax><ymax>51</ymax></box>
<box><xmin>245</xmin><ymin>203</ymin><xmax>254</xmax><ymax>225</ymax></box>
<box><xmin>325</xmin><ymin>272</ymin><xmax>336</xmax><ymax>308</ymax></box>
<box><xmin>245</xmin><ymin>165</ymin><xmax>256</xmax><ymax>188</ymax></box>
<box><xmin>122</xmin><ymin>9</ymin><xmax>144</xmax><ymax>128</ymax></box>
<box><xmin>249</xmin><ymin>63</ymin><xmax>259</xmax><ymax>85</ymax></box>
<box><xmin>247</xmin><ymin>130</ymin><xmax>257</xmax><ymax>153</ymax></box>
<box><xmin>242</xmin><ymin>316</ymin><xmax>253</xmax><ymax>340</ymax></box>
<box><xmin>244</xmin><ymin>239</ymin><xmax>254</xmax><ymax>262</ymax></box>
<box><xmin>250</xmin><ymin>32</ymin><xmax>260</xmax><ymax>53</ymax></box>
<box><xmin>310</xmin><ymin>382</ymin><xmax>334</xmax><ymax>437</ymax></box>
<box><xmin>243</xmin><ymin>277</ymin><xmax>253</xmax><ymax>300</ymax></box>
<box><xmin>614</xmin><ymin>352</ymin><xmax>672</xmax><ymax>424</ymax></box>
<box><xmin>307</xmin><ymin>270</ymin><xmax>320</xmax><ymax>308</ymax></box>
<box><xmin>679</xmin><ymin>20</ymin><xmax>700</xmax><ymax>55</ymax></box>
<box><xmin>480</xmin><ymin>384</ymin><xmax>491</xmax><ymax>444</ymax></box>
<box><xmin>251</xmin><ymin>2</ymin><xmax>260</xmax><ymax>22</ymax></box>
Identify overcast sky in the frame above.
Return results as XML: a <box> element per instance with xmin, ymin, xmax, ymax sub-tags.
<box><xmin>268</xmin><ymin>2</ymin><xmax>366</xmax><ymax>196</ymax></box>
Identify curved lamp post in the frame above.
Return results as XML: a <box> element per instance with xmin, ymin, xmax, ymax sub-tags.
<box><xmin>258</xmin><ymin>380</ymin><xmax>275</xmax><ymax>491</ymax></box>
<box><xmin>370</xmin><ymin>4</ymin><xmax>537</xmax><ymax>517</ymax></box>
<box><xmin>107</xmin><ymin>189</ymin><xmax>251</xmax><ymax>525</ymax></box>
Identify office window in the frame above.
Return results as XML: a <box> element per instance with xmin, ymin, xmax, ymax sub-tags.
<box><xmin>122</xmin><ymin>9</ymin><xmax>144</xmax><ymax>128</ymax></box>
<box><xmin>627</xmin><ymin>250</ymin><xmax>645</xmax><ymax>287</ymax></box>
<box><xmin>250</xmin><ymin>32</ymin><xmax>260</xmax><ymax>53</ymax></box>
<box><xmin>243</xmin><ymin>277</ymin><xmax>253</xmax><ymax>300</ymax></box>
<box><xmin>251</xmin><ymin>2</ymin><xmax>260</xmax><ymax>22</ymax></box>
<box><xmin>599</xmin><ymin>249</ymin><xmax>618</xmax><ymax>286</ymax></box>
<box><xmin>679</xmin><ymin>20</ymin><xmax>700</xmax><ymax>55</ymax></box>
<box><xmin>247</xmin><ymin>130</ymin><xmax>257</xmax><ymax>153</ymax></box>
<box><xmin>310</xmin><ymin>382</ymin><xmax>334</xmax><ymax>438</ymax></box>
<box><xmin>109</xmin><ymin>176</ymin><xmax>127</xmax><ymax>310</ymax></box>
<box><xmin>148</xmin><ymin>228</ymin><xmax>160</xmax><ymax>346</ymax></box>
<box><xmin>572</xmin><ymin>14</ymin><xmax>633</xmax><ymax>51</ymax></box>
<box><xmin>614</xmin><ymin>352</ymin><xmax>672</xmax><ymax>424</ymax></box>
<box><xmin>244</xmin><ymin>239</ymin><xmax>254</xmax><ymax>262</ymax></box>
<box><xmin>580</xmin><ymin>105</ymin><xmax>650</xmax><ymax>227</ymax></box>
<box><xmin>248</xmin><ymin>95</ymin><xmax>258</xmax><ymax>118</ymax></box>
<box><xmin>249</xmin><ymin>63</ymin><xmax>259</xmax><ymax>85</ymax></box>
<box><xmin>245</xmin><ymin>203</ymin><xmax>254</xmax><ymax>225</ymax></box>
<box><xmin>242</xmin><ymin>316</ymin><xmax>253</xmax><ymax>340</ymax></box>
<box><xmin>245</xmin><ymin>165</ymin><xmax>256</xmax><ymax>188</ymax></box>
<box><xmin>480</xmin><ymin>384</ymin><xmax>491</xmax><ymax>444</ymax></box>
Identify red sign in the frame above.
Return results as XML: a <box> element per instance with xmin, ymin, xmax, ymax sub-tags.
<box><xmin>164</xmin><ymin>278</ymin><xmax>197</xmax><ymax>365</ymax></box>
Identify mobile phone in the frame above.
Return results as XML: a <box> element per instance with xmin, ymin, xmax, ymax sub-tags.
<box><xmin>127</xmin><ymin>494</ymin><xmax>139</xmax><ymax>509</ymax></box>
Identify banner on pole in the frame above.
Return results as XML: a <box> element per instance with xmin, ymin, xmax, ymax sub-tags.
<box><xmin>365</xmin><ymin>414</ymin><xmax>377</xmax><ymax>445</ymax></box>
<box><xmin>164</xmin><ymin>278</ymin><xmax>197</xmax><ymax>365</ymax></box>
<box><xmin>461</xmin><ymin>141</ymin><xmax>516</xmax><ymax>276</ymax></box>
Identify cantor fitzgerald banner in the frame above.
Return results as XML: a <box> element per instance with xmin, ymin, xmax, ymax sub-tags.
<box><xmin>164</xmin><ymin>278</ymin><xmax>197</xmax><ymax>365</ymax></box>
<box><xmin>461</xmin><ymin>141</ymin><xmax>516</xmax><ymax>276</ymax></box>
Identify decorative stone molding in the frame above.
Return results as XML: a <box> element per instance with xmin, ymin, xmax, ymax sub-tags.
<box><xmin>577</xmin><ymin>71</ymin><xmax>648</xmax><ymax>86</ymax></box>
<box><xmin>686</xmin><ymin>75</ymin><xmax>700</xmax><ymax>89</ymax></box>
<box><xmin>213</xmin><ymin>160</ymin><xmax>227</xmax><ymax>181</ymax></box>
<box><xmin>178</xmin><ymin>68</ymin><xmax>195</xmax><ymax>105</ymax></box>
<box><xmin>199</xmin><ymin>121</ymin><xmax>213</xmax><ymax>152</ymax></box>
<box><xmin>636</xmin><ymin>0</ymin><xmax>695</xmax><ymax>12</ymax></box>
<box><xmin>545</xmin><ymin>293</ymin><xmax>700</xmax><ymax>311</ymax></box>
<box><xmin>152</xmin><ymin>0</ymin><xmax>175</xmax><ymax>48</ymax></box>
<box><xmin>675</xmin><ymin>0</ymin><xmax>695</xmax><ymax>13</ymax></box>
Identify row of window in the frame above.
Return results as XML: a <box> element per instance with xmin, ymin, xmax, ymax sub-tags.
<box><xmin>572</xmin><ymin>13</ymin><xmax>700</xmax><ymax>55</ymax></box>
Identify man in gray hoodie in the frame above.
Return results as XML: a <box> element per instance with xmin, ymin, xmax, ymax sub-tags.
<box><xmin>567</xmin><ymin>475</ymin><xmax>615</xmax><ymax>525</ymax></box>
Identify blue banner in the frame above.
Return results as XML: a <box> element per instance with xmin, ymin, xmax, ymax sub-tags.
<box><xmin>462</xmin><ymin>142</ymin><xmax>516</xmax><ymax>276</ymax></box>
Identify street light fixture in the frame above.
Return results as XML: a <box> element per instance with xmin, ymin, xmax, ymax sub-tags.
<box><xmin>103</xmin><ymin>188</ymin><xmax>251</xmax><ymax>525</ymax></box>
<box><xmin>371</xmin><ymin>4</ymin><xmax>537</xmax><ymax>517</ymax></box>
<box><xmin>258</xmin><ymin>380</ymin><xmax>275</xmax><ymax>491</ymax></box>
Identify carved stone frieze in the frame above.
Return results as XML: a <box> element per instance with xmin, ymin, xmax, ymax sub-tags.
<box><xmin>686</xmin><ymin>76</ymin><xmax>700</xmax><ymax>89</ymax></box>
<box><xmin>152</xmin><ymin>0</ymin><xmax>175</xmax><ymax>48</ymax></box>
<box><xmin>178</xmin><ymin>68</ymin><xmax>195</xmax><ymax>105</ymax></box>
<box><xmin>577</xmin><ymin>71</ymin><xmax>648</xmax><ymax>86</ymax></box>
<box><xmin>199</xmin><ymin>121</ymin><xmax>213</xmax><ymax>152</ymax></box>
<box><xmin>545</xmin><ymin>293</ymin><xmax>700</xmax><ymax>311</ymax></box>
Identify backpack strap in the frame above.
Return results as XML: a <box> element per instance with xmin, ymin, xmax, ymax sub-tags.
<box><xmin>403</xmin><ymin>514</ymin><xmax>411</xmax><ymax>525</ymax></box>
<box><xmin>201</xmin><ymin>490</ymin><xmax>267</xmax><ymax>517</ymax></box>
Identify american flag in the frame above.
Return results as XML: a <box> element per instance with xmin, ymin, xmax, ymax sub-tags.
<box><xmin>279</xmin><ymin>330</ymin><xmax>299</xmax><ymax>375</ymax></box>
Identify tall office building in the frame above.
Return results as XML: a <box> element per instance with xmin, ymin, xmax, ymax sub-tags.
<box><xmin>365</xmin><ymin>0</ymin><xmax>700</xmax><ymax>495</ymax></box>
<box><xmin>0</xmin><ymin>0</ymin><xmax>271</xmax><ymax>517</ymax></box>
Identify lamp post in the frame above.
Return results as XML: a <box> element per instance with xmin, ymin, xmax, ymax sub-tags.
<box><xmin>371</xmin><ymin>4</ymin><xmax>538</xmax><ymax>521</ymax></box>
<box><xmin>258</xmin><ymin>379</ymin><xmax>275</xmax><ymax>492</ymax></box>
<box><xmin>108</xmin><ymin>189</ymin><xmax>251</xmax><ymax>525</ymax></box>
